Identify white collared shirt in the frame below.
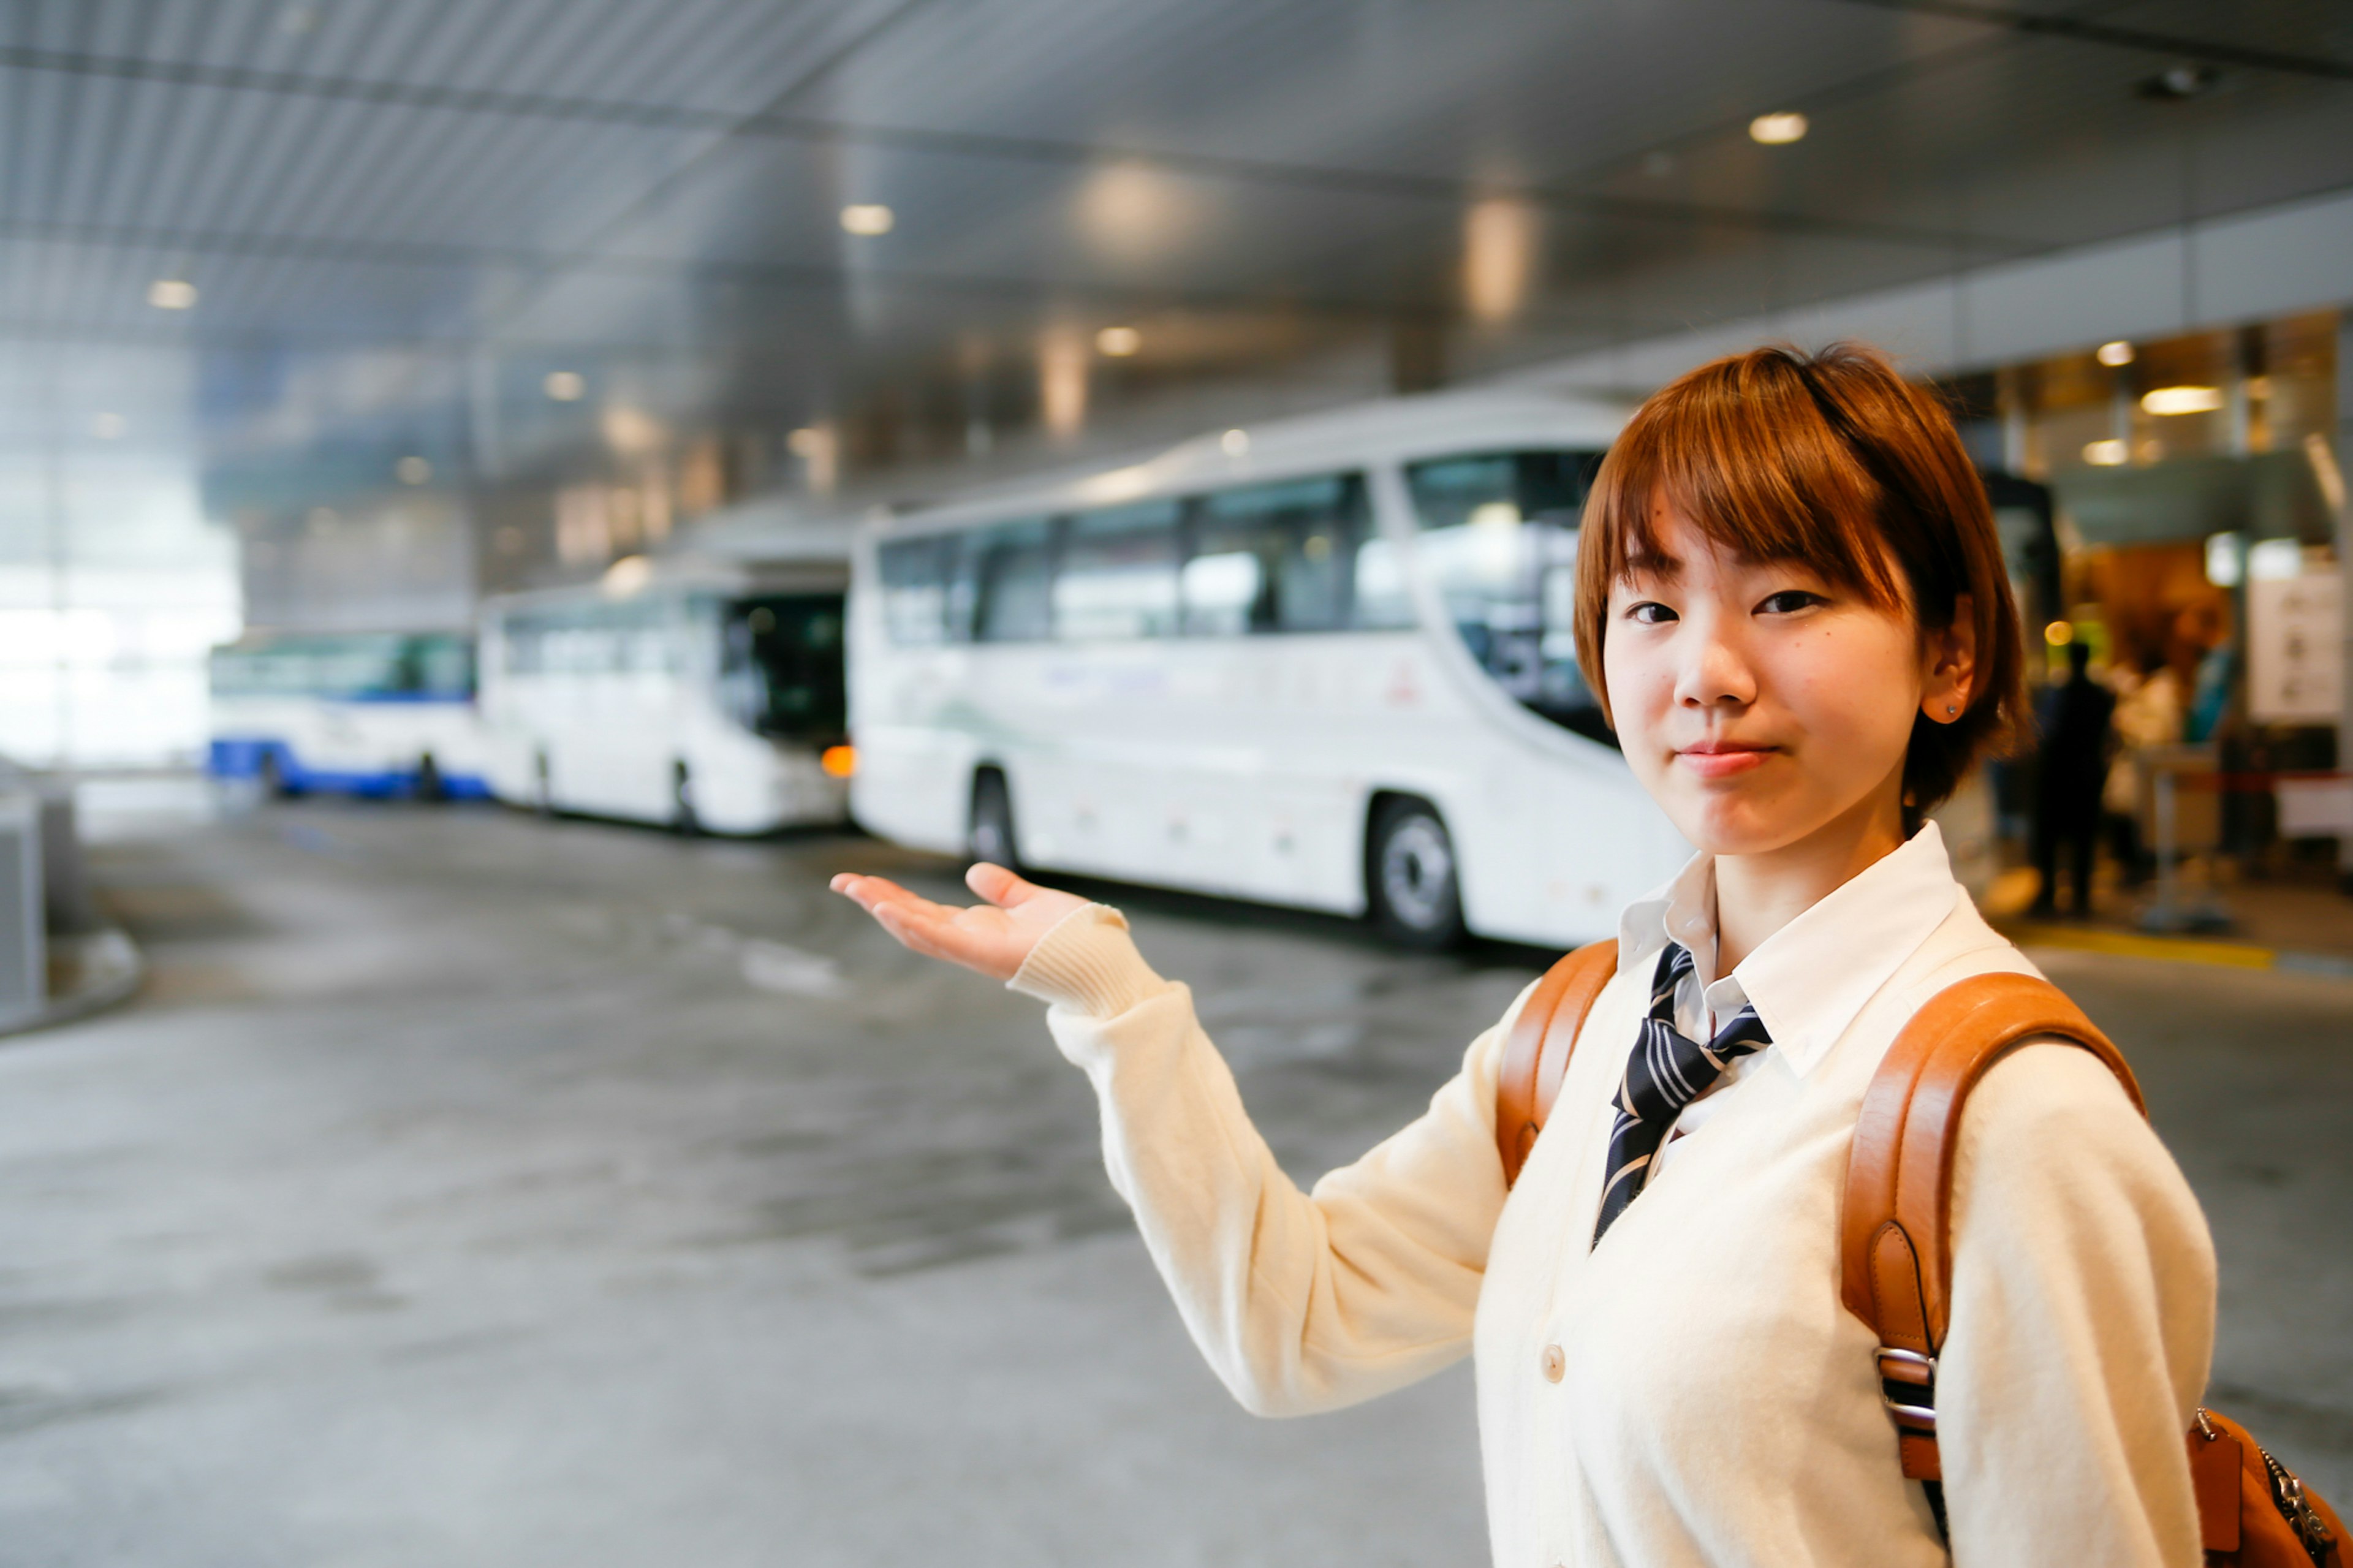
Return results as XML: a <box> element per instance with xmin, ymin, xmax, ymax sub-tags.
<box><xmin>1010</xmin><ymin>824</ymin><xmax>2216</xmax><ymax>1567</ymax></box>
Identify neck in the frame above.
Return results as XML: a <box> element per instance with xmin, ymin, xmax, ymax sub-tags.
<box><xmin>1711</xmin><ymin>773</ymin><xmax>1909</xmax><ymax>974</ymax></box>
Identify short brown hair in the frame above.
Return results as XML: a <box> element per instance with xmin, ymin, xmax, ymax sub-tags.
<box><xmin>1572</xmin><ymin>342</ymin><xmax>2023</xmax><ymax>816</ymax></box>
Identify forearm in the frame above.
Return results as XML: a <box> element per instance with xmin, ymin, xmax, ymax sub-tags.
<box><xmin>1014</xmin><ymin>905</ymin><xmax>1506</xmax><ymax>1415</ymax></box>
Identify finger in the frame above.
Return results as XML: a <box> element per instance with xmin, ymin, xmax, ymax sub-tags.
<box><xmin>966</xmin><ymin>861</ymin><xmax>1042</xmax><ymax>908</ymax></box>
<box><xmin>836</xmin><ymin>874</ymin><xmax>957</xmax><ymax>923</ymax></box>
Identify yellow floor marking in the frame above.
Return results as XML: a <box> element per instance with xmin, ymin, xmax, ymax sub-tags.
<box><xmin>2001</xmin><ymin>922</ymin><xmax>2276</xmax><ymax>970</ymax></box>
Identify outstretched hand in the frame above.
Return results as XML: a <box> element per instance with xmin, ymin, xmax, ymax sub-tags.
<box><xmin>830</xmin><ymin>862</ymin><xmax>1090</xmax><ymax>982</ymax></box>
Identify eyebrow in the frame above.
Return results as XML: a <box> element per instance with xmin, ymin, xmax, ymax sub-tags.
<box><xmin>1620</xmin><ymin>545</ymin><xmax>1683</xmax><ymax>581</ymax></box>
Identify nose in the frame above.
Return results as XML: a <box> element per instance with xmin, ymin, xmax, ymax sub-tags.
<box><xmin>1672</xmin><ymin>607</ymin><xmax>1757</xmax><ymax>711</ymax></box>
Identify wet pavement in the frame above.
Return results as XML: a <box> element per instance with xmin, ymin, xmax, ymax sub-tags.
<box><xmin>3</xmin><ymin>792</ymin><xmax>2349</xmax><ymax>1565</ymax></box>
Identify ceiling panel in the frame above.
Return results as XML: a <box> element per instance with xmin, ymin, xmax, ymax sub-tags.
<box><xmin>0</xmin><ymin>0</ymin><xmax>2341</xmax><ymax>503</ymax></box>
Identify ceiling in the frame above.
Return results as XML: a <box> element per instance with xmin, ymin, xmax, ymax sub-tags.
<box><xmin>3</xmin><ymin>0</ymin><xmax>2350</xmax><ymax>517</ymax></box>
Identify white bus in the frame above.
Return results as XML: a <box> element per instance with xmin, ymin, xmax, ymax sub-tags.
<box><xmin>208</xmin><ymin>629</ymin><xmax>491</xmax><ymax>799</ymax></box>
<box><xmin>846</xmin><ymin>393</ymin><xmax>1696</xmax><ymax>949</ymax></box>
<box><xmin>477</xmin><ymin>557</ymin><xmax>852</xmax><ymax>835</ymax></box>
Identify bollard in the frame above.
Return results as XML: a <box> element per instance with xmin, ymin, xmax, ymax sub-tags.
<box><xmin>0</xmin><ymin>793</ymin><xmax>46</xmax><ymax>1029</ymax></box>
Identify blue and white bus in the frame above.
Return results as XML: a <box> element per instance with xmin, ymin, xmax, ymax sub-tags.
<box><xmin>207</xmin><ymin>629</ymin><xmax>491</xmax><ymax>799</ymax></box>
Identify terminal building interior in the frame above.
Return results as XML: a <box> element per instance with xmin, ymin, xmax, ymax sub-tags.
<box><xmin>2</xmin><ymin>2</ymin><xmax>2351</xmax><ymax>1562</ymax></box>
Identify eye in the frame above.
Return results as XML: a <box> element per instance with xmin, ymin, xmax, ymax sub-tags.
<box><xmin>1624</xmin><ymin>600</ymin><xmax>1678</xmax><ymax>625</ymax></box>
<box><xmin>1756</xmin><ymin>589</ymin><xmax>1825</xmax><ymax>616</ymax></box>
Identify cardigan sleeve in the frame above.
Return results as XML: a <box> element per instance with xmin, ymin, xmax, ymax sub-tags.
<box><xmin>1008</xmin><ymin>903</ymin><xmax>1526</xmax><ymax>1417</ymax></box>
<box><xmin>1936</xmin><ymin>1042</ymin><xmax>2218</xmax><ymax>1568</ymax></box>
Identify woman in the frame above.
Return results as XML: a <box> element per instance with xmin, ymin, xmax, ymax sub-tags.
<box><xmin>833</xmin><ymin>344</ymin><xmax>2216</xmax><ymax>1566</ymax></box>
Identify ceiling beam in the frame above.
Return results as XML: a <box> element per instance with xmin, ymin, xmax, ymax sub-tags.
<box><xmin>1821</xmin><ymin>0</ymin><xmax>2353</xmax><ymax>81</ymax></box>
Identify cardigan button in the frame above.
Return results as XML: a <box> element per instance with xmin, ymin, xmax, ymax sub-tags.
<box><xmin>1539</xmin><ymin>1344</ymin><xmax>1564</xmax><ymax>1383</ymax></box>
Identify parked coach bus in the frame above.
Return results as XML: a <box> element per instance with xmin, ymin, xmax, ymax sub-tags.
<box><xmin>477</xmin><ymin>556</ymin><xmax>851</xmax><ymax>834</ymax></box>
<box><xmin>208</xmin><ymin>629</ymin><xmax>490</xmax><ymax>798</ymax></box>
<box><xmin>846</xmin><ymin>393</ymin><xmax>1695</xmax><ymax>949</ymax></box>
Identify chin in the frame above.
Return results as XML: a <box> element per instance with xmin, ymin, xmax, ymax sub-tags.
<box><xmin>1665</xmin><ymin>794</ymin><xmax>1814</xmax><ymax>858</ymax></box>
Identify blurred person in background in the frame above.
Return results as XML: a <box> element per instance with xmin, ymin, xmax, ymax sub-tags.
<box><xmin>2104</xmin><ymin>652</ymin><xmax>2184</xmax><ymax>886</ymax></box>
<box><xmin>834</xmin><ymin>344</ymin><xmax>2214</xmax><ymax>1567</ymax></box>
<box><xmin>2030</xmin><ymin>637</ymin><xmax>2116</xmax><ymax>918</ymax></box>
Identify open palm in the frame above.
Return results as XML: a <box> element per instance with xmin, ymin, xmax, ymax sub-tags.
<box><xmin>830</xmin><ymin>862</ymin><xmax>1090</xmax><ymax>981</ymax></box>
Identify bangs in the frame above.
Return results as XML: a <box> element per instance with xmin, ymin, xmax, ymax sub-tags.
<box><xmin>1580</xmin><ymin>349</ymin><xmax>1903</xmax><ymax>610</ymax></box>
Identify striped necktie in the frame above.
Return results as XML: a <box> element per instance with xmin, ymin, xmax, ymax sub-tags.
<box><xmin>1591</xmin><ymin>941</ymin><xmax>1773</xmax><ymax>1246</ymax></box>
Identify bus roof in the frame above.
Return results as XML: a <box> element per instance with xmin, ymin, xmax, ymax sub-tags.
<box><xmin>874</xmin><ymin>387</ymin><xmax>1629</xmax><ymax>537</ymax></box>
<box><xmin>478</xmin><ymin>552</ymin><xmax>847</xmax><ymax>619</ymax></box>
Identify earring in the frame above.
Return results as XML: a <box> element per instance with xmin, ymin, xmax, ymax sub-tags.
<box><xmin>1945</xmin><ymin>703</ymin><xmax>1958</xmax><ymax>718</ymax></box>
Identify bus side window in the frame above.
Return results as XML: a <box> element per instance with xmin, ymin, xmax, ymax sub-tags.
<box><xmin>1056</xmin><ymin>499</ymin><xmax>1181</xmax><ymax>641</ymax></box>
<box><xmin>974</xmin><ymin>518</ymin><xmax>1056</xmax><ymax>643</ymax></box>
<box><xmin>1186</xmin><ymin>473</ymin><xmax>1374</xmax><ymax>635</ymax></box>
<box><xmin>879</xmin><ymin>536</ymin><xmax>963</xmax><ymax>645</ymax></box>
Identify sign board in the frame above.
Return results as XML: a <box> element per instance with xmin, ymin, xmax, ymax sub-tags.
<box><xmin>2248</xmin><ymin>570</ymin><xmax>2341</xmax><ymax>725</ymax></box>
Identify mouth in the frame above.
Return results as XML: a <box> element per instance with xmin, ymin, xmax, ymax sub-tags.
<box><xmin>1674</xmin><ymin>740</ymin><xmax>1777</xmax><ymax>780</ymax></box>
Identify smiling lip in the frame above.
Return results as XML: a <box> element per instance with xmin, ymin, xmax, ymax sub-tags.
<box><xmin>1676</xmin><ymin>741</ymin><xmax>1776</xmax><ymax>779</ymax></box>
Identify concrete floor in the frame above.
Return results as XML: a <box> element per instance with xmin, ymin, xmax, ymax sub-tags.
<box><xmin>2</xmin><ymin>793</ymin><xmax>2347</xmax><ymax>1566</ymax></box>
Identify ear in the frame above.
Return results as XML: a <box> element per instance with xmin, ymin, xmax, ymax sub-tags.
<box><xmin>1920</xmin><ymin>593</ymin><xmax>1977</xmax><ymax>725</ymax></box>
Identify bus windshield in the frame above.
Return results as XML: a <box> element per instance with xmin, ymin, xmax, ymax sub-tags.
<box><xmin>721</xmin><ymin>594</ymin><xmax>847</xmax><ymax>743</ymax></box>
<box><xmin>1404</xmin><ymin>449</ymin><xmax>1615</xmax><ymax>746</ymax></box>
<box><xmin>211</xmin><ymin>632</ymin><xmax>474</xmax><ymax>702</ymax></box>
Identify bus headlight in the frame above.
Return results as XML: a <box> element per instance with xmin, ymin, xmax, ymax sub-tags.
<box><xmin>820</xmin><ymin>744</ymin><xmax>857</xmax><ymax>779</ymax></box>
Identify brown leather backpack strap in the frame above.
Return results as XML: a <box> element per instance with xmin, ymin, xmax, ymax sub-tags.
<box><xmin>1840</xmin><ymin>969</ymin><xmax>2146</xmax><ymax>1480</ymax></box>
<box><xmin>1496</xmin><ymin>939</ymin><xmax>1619</xmax><ymax>1188</ymax></box>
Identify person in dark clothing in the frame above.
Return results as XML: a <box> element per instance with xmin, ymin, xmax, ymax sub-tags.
<box><xmin>2030</xmin><ymin>639</ymin><xmax>2116</xmax><ymax>917</ymax></box>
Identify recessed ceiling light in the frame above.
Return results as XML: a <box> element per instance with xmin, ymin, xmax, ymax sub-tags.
<box><xmin>2096</xmin><ymin>340</ymin><xmax>2135</xmax><ymax>367</ymax></box>
<box><xmin>1220</xmin><ymin>429</ymin><xmax>1249</xmax><ymax>456</ymax></box>
<box><xmin>1748</xmin><ymin>112</ymin><xmax>1808</xmax><ymax>146</ymax></box>
<box><xmin>147</xmin><ymin>278</ymin><xmax>198</xmax><ymax>309</ymax></box>
<box><xmin>2082</xmin><ymin>439</ymin><xmax>2128</xmax><ymax>466</ymax></box>
<box><xmin>840</xmin><ymin>204</ymin><xmax>895</xmax><ymax>236</ymax></box>
<box><xmin>2140</xmin><ymin>64</ymin><xmax>2220</xmax><ymax>100</ymax></box>
<box><xmin>2142</xmin><ymin>385</ymin><xmax>2224</xmax><ymax>415</ymax></box>
<box><xmin>396</xmin><ymin>455</ymin><xmax>431</xmax><ymax>485</ymax></box>
<box><xmin>90</xmin><ymin>412</ymin><xmax>126</xmax><ymax>439</ymax></box>
<box><xmin>544</xmin><ymin>371</ymin><xmax>585</xmax><ymax>402</ymax></box>
<box><xmin>1095</xmin><ymin>325</ymin><xmax>1141</xmax><ymax>357</ymax></box>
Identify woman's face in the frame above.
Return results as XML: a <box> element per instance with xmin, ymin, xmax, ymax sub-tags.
<box><xmin>1603</xmin><ymin>502</ymin><xmax>1963</xmax><ymax>858</ymax></box>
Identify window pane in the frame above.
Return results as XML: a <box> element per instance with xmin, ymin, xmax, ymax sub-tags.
<box><xmin>722</xmin><ymin>594</ymin><xmax>847</xmax><ymax>741</ymax></box>
<box><xmin>1056</xmin><ymin>499</ymin><xmax>1180</xmax><ymax>640</ymax></box>
<box><xmin>974</xmin><ymin>518</ymin><xmax>1056</xmax><ymax>643</ymax></box>
<box><xmin>878</xmin><ymin>535</ymin><xmax>964</xmax><ymax>645</ymax></box>
<box><xmin>1405</xmin><ymin>449</ymin><xmax>1610</xmax><ymax>740</ymax></box>
<box><xmin>1184</xmin><ymin>473</ymin><xmax>1382</xmax><ymax>635</ymax></box>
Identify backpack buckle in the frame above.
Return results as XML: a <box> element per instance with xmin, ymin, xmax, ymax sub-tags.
<box><xmin>1875</xmin><ymin>1346</ymin><xmax>1938</xmax><ymax>1434</ymax></box>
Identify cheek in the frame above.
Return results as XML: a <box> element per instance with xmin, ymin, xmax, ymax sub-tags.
<box><xmin>1602</xmin><ymin>639</ymin><xmax>1670</xmax><ymax>736</ymax></box>
<box><xmin>1783</xmin><ymin>622</ymin><xmax>1920</xmax><ymax>747</ymax></box>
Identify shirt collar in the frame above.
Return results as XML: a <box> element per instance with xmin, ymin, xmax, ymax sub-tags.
<box><xmin>1615</xmin><ymin>822</ymin><xmax>1963</xmax><ymax>1077</ymax></box>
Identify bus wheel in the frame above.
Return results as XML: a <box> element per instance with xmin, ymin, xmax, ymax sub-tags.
<box><xmin>257</xmin><ymin>749</ymin><xmax>290</xmax><ymax>801</ymax></box>
<box><xmin>1366</xmin><ymin>797</ymin><xmax>1464</xmax><ymax>950</ymax></box>
<box><xmin>415</xmin><ymin>753</ymin><xmax>445</xmax><ymax>803</ymax></box>
<box><xmin>968</xmin><ymin>769</ymin><xmax>1020</xmax><ymax>871</ymax></box>
<box><xmin>670</xmin><ymin>763</ymin><xmax>700</xmax><ymax>837</ymax></box>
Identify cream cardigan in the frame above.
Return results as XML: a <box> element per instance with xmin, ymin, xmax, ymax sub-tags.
<box><xmin>1007</xmin><ymin>825</ymin><xmax>2217</xmax><ymax>1567</ymax></box>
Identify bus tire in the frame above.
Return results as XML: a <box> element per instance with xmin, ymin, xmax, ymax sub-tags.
<box><xmin>670</xmin><ymin>763</ymin><xmax>700</xmax><ymax>837</ymax></box>
<box><xmin>1366</xmin><ymin>796</ymin><xmax>1464</xmax><ymax>950</ymax></box>
<box><xmin>968</xmin><ymin>768</ymin><xmax>1020</xmax><ymax>871</ymax></box>
<box><xmin>415</xmin><ymin>753</ymin><xmax>444</xmax><ymax>803</ymax></box>
<box><xmin>257</xmin><ymin>748</ymin><xmax>291</xmax><ymax>800</ymax></box>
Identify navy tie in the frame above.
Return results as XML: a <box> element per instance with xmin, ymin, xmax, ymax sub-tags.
<box><xmin>1591</xmin><ymin>942</ymin><xmax>1772</xmax><ymax>1246</ymax></box>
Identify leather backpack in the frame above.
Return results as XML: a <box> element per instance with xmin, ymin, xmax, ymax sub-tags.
<box><xmin>1495</xmin><ymin>939</ymin><xmax>2345</xmax><ymax>1567</ymax></box>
